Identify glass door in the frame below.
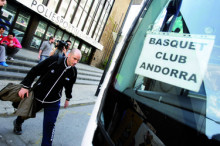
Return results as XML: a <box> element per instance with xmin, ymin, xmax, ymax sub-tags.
<box><xmin>13</xmin><ymin>11</ymin><xmax>31</xmax><ymax>43</ymax></box>
<box><xmin>0</xmin><ymin>4</ymin><xmax>17</xmax><ymax>35</ymax></box>
<box><xmin>45</xmin><ymin>26</ymin><xmax>56</xmax><ymax>40</ymax></box>
<box><xmin>30</xmin><ymin>21</ymin><xmax>48</xmax><ymax>49</ymax></box>
<box><xmin>62</xmin><ymin>33</ymin><xmax>70</xmax><ymax>41</ymax></box>
<box><xmin>80</xmin><ymin>44</ymin><xmax>92</xmax><ymax>63</ymax></box>
<box><xmin>55</xmin><ymin>29</ymin><xmax>63</xmax><ymax>41</ymax></box>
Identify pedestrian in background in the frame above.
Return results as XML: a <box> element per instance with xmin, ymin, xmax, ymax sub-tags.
<box><xmin>0</xmin><ymin>0</ymin><xmax>8</xmax><ymax>67</ymax></box>
<box><xmin>13</xmin><ymin>49</ymin><xmax>82</xmax><ymax>146</ymax></box>
<box><xmin>0</xmin><ymin>26</ymin><xmax>5</xmax><ymax>41</ymax></box>
<box><xmin>50</xmin><ymin>40</ymin><xmax>71</xmax><ymax>57</ymax></box>
<box><xmin>65</xmin><ymin>40</ymin><xmax>72</xmax><ymax>56</ymax></box>
<box><xmin>0</xmin><ymin>32</ymin><xmax>22</xmax><ymax>60</ymax></box>
<box><xmin>0</xmin><ymin>26</ymin><xmax>8</xmax><ymax>67</ymax></box>
<box><xmin>38</xmin><ymin>36</ymin><xmax>55</xmax><ymax>62</ymax></box>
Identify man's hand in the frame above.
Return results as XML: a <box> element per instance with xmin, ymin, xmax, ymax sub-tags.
<box><xmin>38</xmin><ymin>50</ymin><xmax>42</xmax><ymax>59</ymax></box>
<box><xmin>9</xmin><ymin>44</ymin><xmax>14</xmax><ymax>47</ymax></box>
<box><xmin>18</xmin><ymin>88</ymin><xmax>29</xmax><ymax>99</ymax></box>
<box><xmin>64</xmin><ymin>100</ymin><xmax>69</xmax><ymax>108</ymax></box>
<box><xmin>63</xmin><ymin>48</ymin><xmax>67</xmax><ymax>54</ymax></box>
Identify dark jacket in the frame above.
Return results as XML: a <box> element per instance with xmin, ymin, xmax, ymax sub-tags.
<box><xmin>21</xmin><ymin>55</ymin><xmax>77</xmax><ymax>103</ymax></box>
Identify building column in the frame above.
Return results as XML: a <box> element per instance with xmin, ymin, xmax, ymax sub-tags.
<box><xmin>22</xmin><ymin>14</ymin><xmax>39</xmax><ymax>50</ymax></box>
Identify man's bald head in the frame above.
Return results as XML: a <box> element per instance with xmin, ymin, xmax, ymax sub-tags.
<box><xmin>69</xmin><ymin>48</ymin><xmax>82</xmax><ymax>60</ymax></box>
<box><xmin>67</xmin><ymin>48</ymin><xmax>82</xmax><ymax>66</ymax></box>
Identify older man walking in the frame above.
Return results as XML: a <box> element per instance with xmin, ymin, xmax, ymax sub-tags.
<box><xmin>13</xmin><ymin>49</ymin><xmax>82</xmax><ymax>146</ymax></box>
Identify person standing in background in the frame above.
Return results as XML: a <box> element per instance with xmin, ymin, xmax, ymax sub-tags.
<box><xmin>50</xmin><ymin>40</ymin><xmax>72</xmax><ymax>57</ymax></box>
<box><xmin>0</xmin><ymin>0</ymin><xmax>7</xmax><ymax>66</ymax></box>
<box><xmin>0</xmin><ymin>26</ymin><xmax>5</xmax><ymax>41</ymax></box>
<box><xmin>38</xmin><ymin>36</ymin><xmax>55</xmax><ymax>62</ymax></box>
<box><xmin>65</xmin><ymin>40</ymin><xmax>72</xmax><ymax>56</ymax></box>
<box><xmin>0</xmin><ymin>26</ymin><xmax>8</xmax><ymax>67</ymax></box>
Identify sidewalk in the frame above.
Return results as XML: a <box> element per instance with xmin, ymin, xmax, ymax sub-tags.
<box><xmin>0</xmin><ymin>80</ymin><xmax>98</xmax><ymax>116</ymax></box>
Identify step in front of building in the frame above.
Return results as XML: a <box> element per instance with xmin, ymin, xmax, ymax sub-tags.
<box><xmin>0</xmin><ymin>55</ymin><xmax>103</xmax><ymax>85</ymax></box>
<box><xmin>0</xmin><ymin>70</ymin><xmax>100</xmax><ymax>85</ymax></box>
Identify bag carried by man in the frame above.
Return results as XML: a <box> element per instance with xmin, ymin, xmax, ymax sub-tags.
<box><xmin>0</xmin><ymin>83</ymin><xmax>36</xmax><ymax>118</ymax></box>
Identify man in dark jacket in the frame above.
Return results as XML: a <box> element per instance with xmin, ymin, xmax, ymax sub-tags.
<box><xmin>13</xmin><ymin>48</ymin><xmax>82</xmax><ymax>146</ymax></box>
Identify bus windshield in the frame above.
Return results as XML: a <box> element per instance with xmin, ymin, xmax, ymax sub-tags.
<box><xmin>114</xmin><ymin>0</ymin><xmax>220</xmax><ymax>141</ymax></box>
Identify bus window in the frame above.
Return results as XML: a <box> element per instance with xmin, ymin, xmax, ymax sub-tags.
<box><xmin>111</xmin><ymin>0</ymin><xmax>219</xmax><ymax>145</ymax></box>
<box><xmin>83</xmin><ymin>0</ymin><xmax>220</xmax><ymax>145</ymax></box>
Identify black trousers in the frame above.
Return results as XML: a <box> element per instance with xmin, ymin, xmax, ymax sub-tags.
<box><xmin>5</xmin><ymin>46</ymin><xmax>19</xmax><ymax>57</ymax></box>
<box><xmin>16</xmin><ymin>99</ymin><xmax>60</xmax><ymax>146</ymax></box>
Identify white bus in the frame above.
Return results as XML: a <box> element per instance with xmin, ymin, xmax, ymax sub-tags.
<box><xmin>82</xmin><ymin>0</ymin><xmax>220</xmax><ymax>145</ymax></box>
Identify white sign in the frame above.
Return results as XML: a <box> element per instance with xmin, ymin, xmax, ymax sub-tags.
<box><xmin>16</xmin><ymin>0</ymin><xmax>103</xmax><ymax>50</ymax></box>
<box><xmin>135</xmin><ymin>31</ymin><xmax>215</xmax><ymax>92</ymax></box>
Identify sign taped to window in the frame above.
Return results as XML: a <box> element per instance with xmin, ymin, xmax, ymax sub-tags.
<box><xmin>135</xmin><ymin>31</ymin><xmax>215</xmax><ymax>92</ymax></box>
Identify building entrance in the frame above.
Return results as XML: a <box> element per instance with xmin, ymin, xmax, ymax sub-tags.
<box><xmin>0</xmin><ymin>4</ymin><xmax>31</xmax><ymax>44</ymax></box>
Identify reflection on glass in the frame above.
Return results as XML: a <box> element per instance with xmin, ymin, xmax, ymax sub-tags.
<box><xmin>89</xmin><ymin>21</ymin><xmax>96</xmax><ymax>37</ymax></box>
<box><xmin>12</xmin><ymin>29</ymin><xmax>24</xmax><ymax>43</ymax></box>
<box><xmin>73</xmin><ymin>7</ymin><xmax>83</xmax><ymax>27</ymax></box>
<box><xmin>80</xmin><ymin>0</ymin><xmax>87</xmax><ymax>7</ymax></box>
<box><xmin>94</xmin><ymin>3</ymin><xmax>103</xmax><ymax>21</ymax></box>
<box><xmin>73</xmin><ymin>40</ymin><xmax>79</xmax><ymax>49</ymax></box>
<box><xmin>85</xmin><ymin>0</ymin><xmax>92</xmax><ymax>12</ymax></box>
<box><xmin>96</xmin><ymin>27</ymin><xmax>102</xmax><ymax>41</ymax></box>
<box><xmin>94</xmin><ymin>23</ymin><xmax>101</xmax><ymax>39</ymax></box>
<box><xmin>83</xmin><ymin>16</ymin><xmax>92</xmax><ymax>34</ymax></box>
<box><xmin>69</xmin><ymin>36</ymin><xmax>75</xmax><ymax>49</ymax></box>
<box><xmin>47</xmin><ymin>0</ymin><xmax>59</xmax><ymax>10</ymax></box>
<box><xmin>15</xmin><ymin>11</ymin><xmax>31</xmax><ymax>31</ymax></box>
<box><xmin>59</xmin><ymin>0</ymin><xmax>71</xmax><ymax>17</ymax></box>
<box><xmin>35</xmin><ymin>21</ymin><xmax>47</xmax><ymax>37</ymax></box>
<box><xmin>102</xmin><ymin>11</ymin><xmax>109</xmax><ymax>25</ymax></box>
<box><xmin>90</xmin><ymin>0</ymin><xmax>99</xmax><ymax>17</ymax></box>
<box><xmin>99</xmin><ymin>3</ymin><xmax>109</xmax><ymax>23</ymax></box>
<box><xmin>30</xmin><ymin>36</ymin><xmax>42</xmax><ymax>49</ymax></box>
<box><xmin>80</xmin><ymin>44</ymin><xmax>91</xmax><ymax>63</ymax></box>
<box><xmin>81</xmin><ymin>44</ymin><xmax>86</xmax><ymax>51</ymax></box>
<box><xmin>55</xmin><ymin>29</ymin><xmax>63</xmax><ymax>41</ymax></box>
<box><xmin>204</xmin><ymin>65</ymin><xmax>220</xmax><ymax>138</ymax></box>
<box><xmin>45</xmin><ymin>26</ymin><xmax>56</xmax><ymax>40</ymax></box>
<box><xmin>1</xmin><ymin>25</ymin><xmax>10</xmax><ymax>36</ymax></box>
<box><xmin>62</xmin><ymin>33</ymin><xmax>69</xmax><ymax>41</ymax></box>
<box><xmin>36</xmin><ymin>0</ymin><xmax>43</xmax><ymax>3</ymax></box>
<box><xmin>78</xmin><ymin>11</ymin><xmax>87</xmax><ymax>30</ymax></box>
<box><xmin>109</xmin><ymin>0</ymin><xmax>114</xmax><ymax>5</ymax></box>
<box><xmin>65</xmin><ymin>1</ymin><xmax>77</xmax><ymax>22</ymax></box>
<box><xmin>1</xmin><ymin>4</ymin><xmax>16</xmax><ymax>26</ymax></box>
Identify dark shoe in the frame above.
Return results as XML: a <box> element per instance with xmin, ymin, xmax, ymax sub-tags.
<box><xmin>7</xmin><ymin>57</ymin><xmax>14</xmax><ymax>61</ymax></box>
<box><xmin>13</xmin><ymin>119</ymin><xmax>22</xmax><ymax>135</ymax></box>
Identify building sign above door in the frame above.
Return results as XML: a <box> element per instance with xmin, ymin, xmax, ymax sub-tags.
<box><xmin>16</xmin><ymin>0</ymin><xmax>103</xmax><ymax>50</ymax></box>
